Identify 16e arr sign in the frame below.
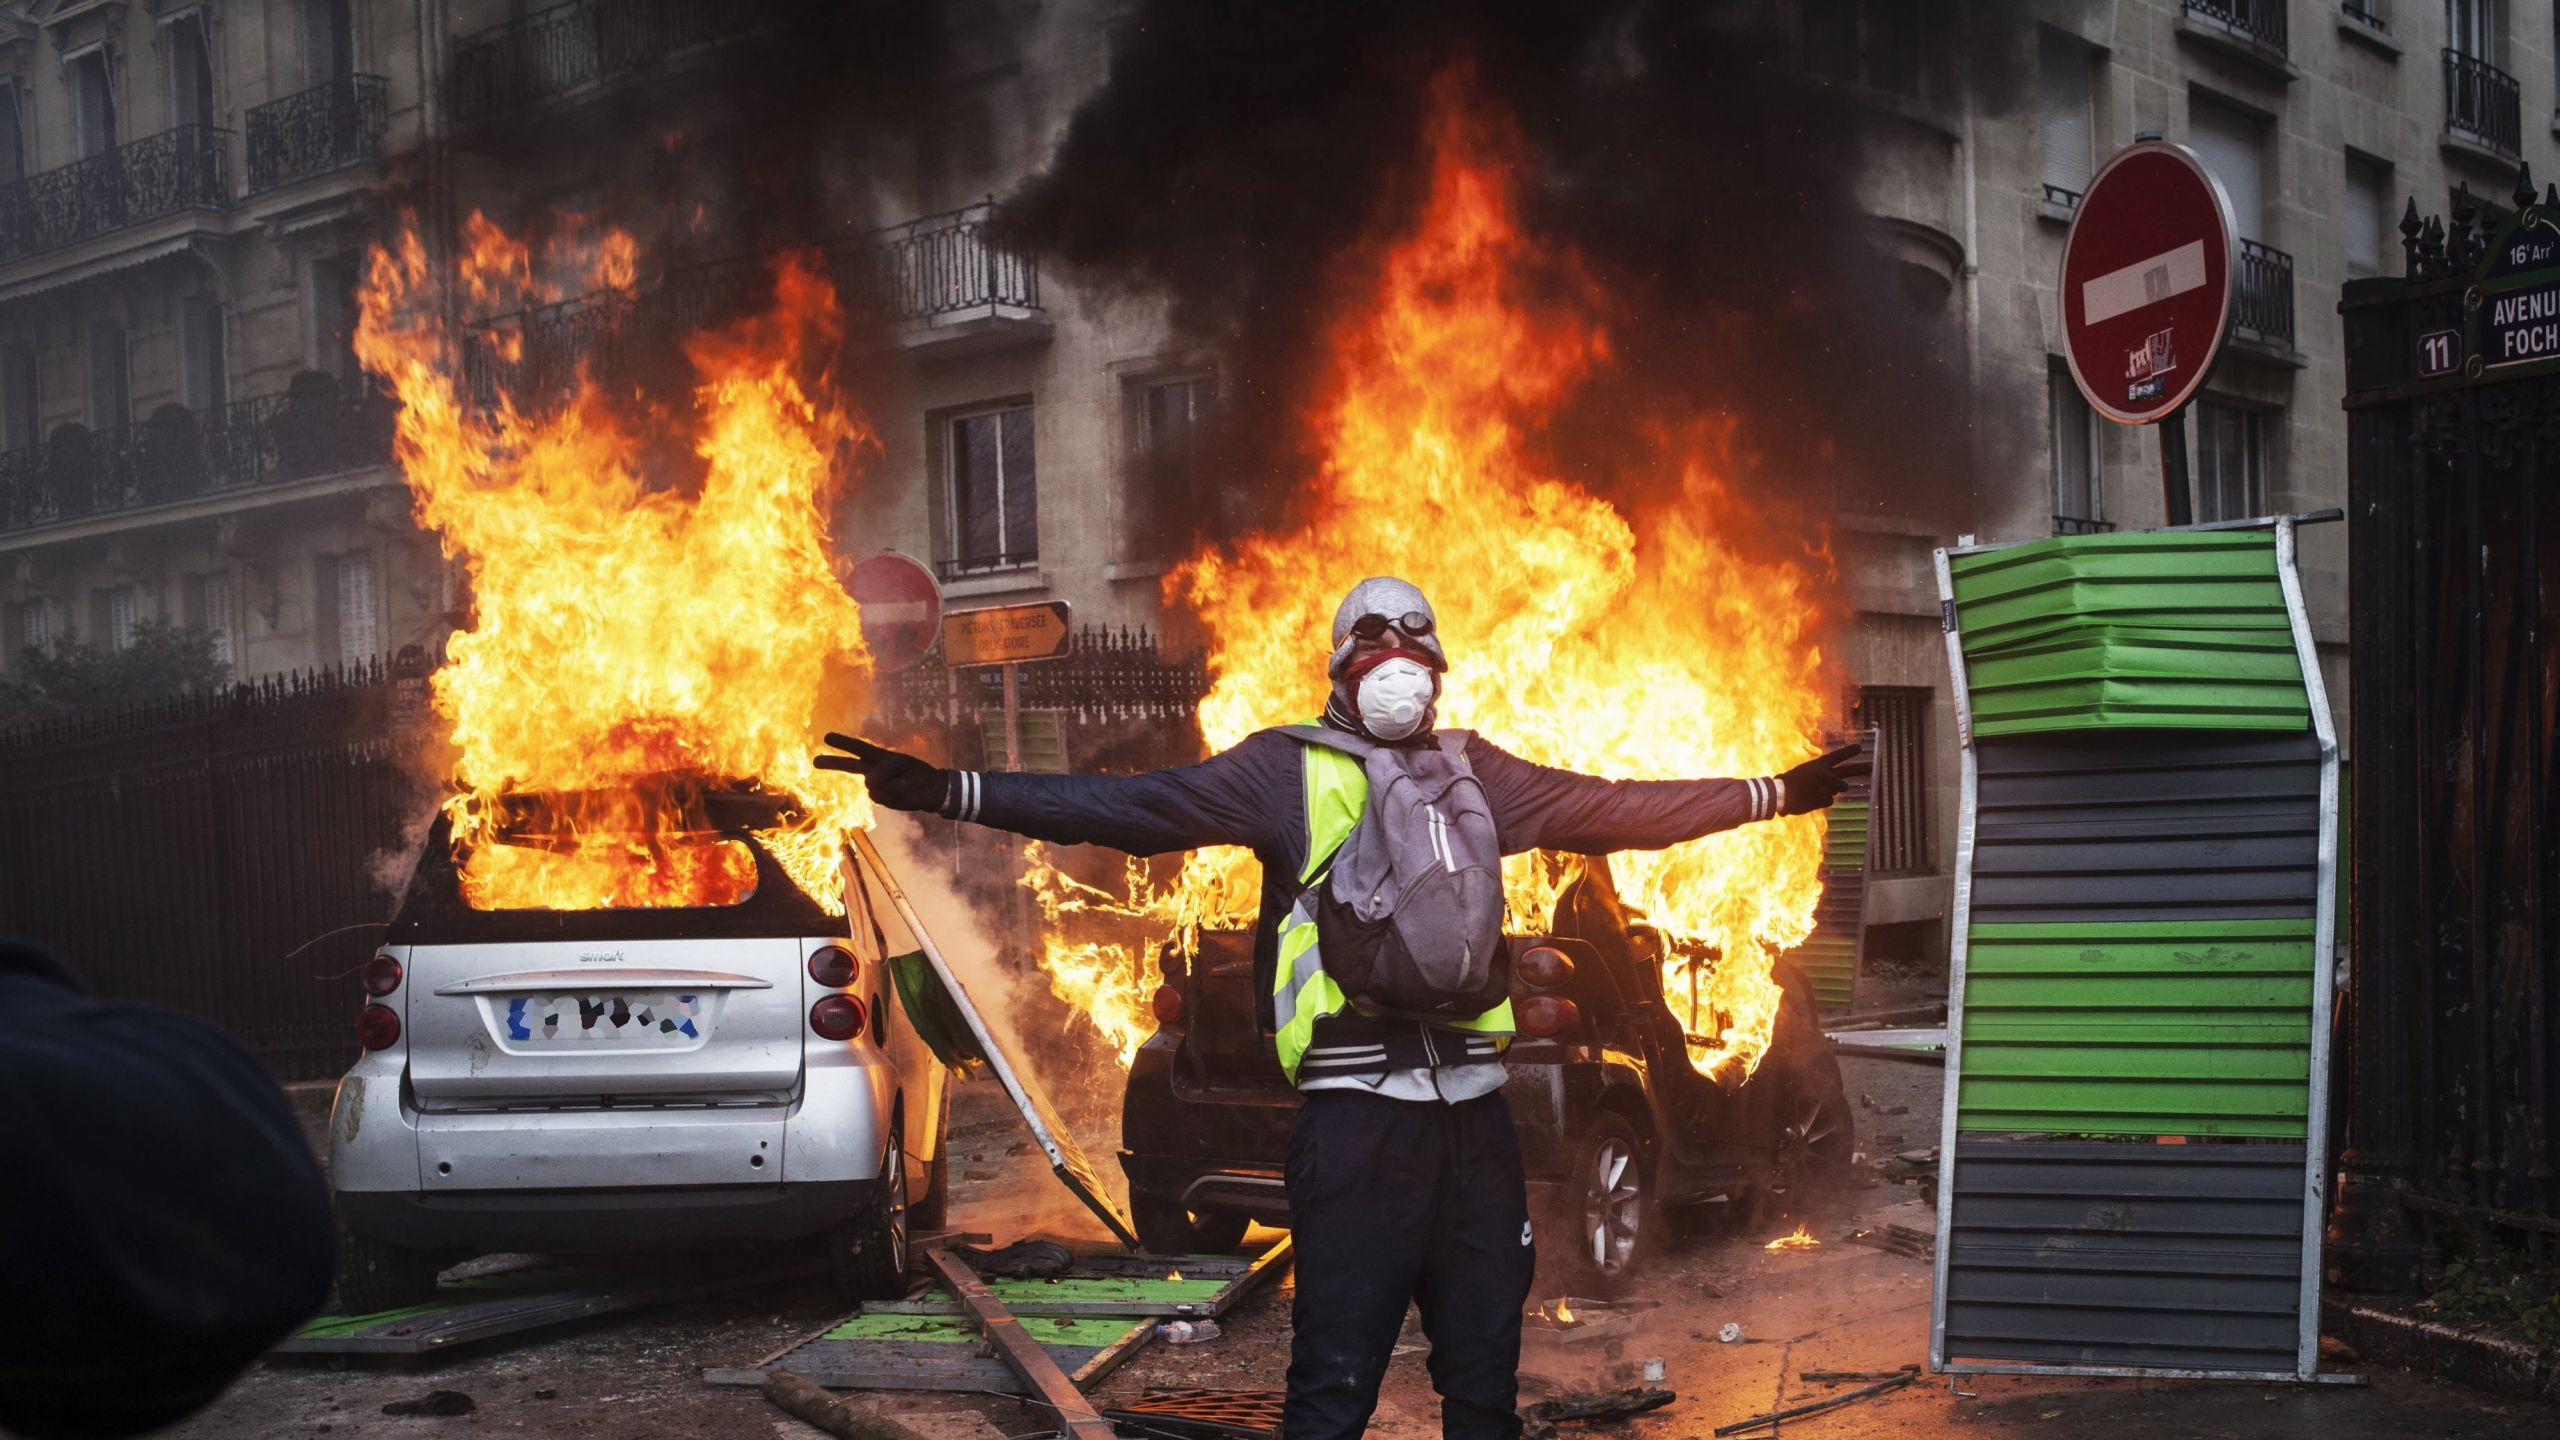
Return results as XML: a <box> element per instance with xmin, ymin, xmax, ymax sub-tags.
<box><xmin>2481</xmin><ymin>282</ymin><xmax>2560</xmax><ymax>370</ymax></box>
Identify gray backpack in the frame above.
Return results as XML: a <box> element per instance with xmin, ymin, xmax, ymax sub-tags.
<box><xmin>1283</xmin><ymin>726</ymin><xmax>1510</xmax><ymax>1021</ymax></box>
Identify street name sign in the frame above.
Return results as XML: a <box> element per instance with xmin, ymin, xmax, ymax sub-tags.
<box><xmin>846</xmin><ymin>551</ymin><xmax>941</xmax><ymax>674</ymax></box>
<box><xmin>2455</xmin><ymin>206</ymin><xmax>2560</xmax><ymax>380</ymax></box>
<box><xmin>2060</xmin><ymin>140</ymin><xmax>2238</xmax><ymax>425</ymax></box>
<box><xmin>943</xmin><ymin>601</ymin><xmax>1074</xmax><ymax>667</ymax></box>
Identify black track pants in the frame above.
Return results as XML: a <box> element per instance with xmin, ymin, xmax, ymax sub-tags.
<box><xmin>1281</xmin><ymin>1089</ymin><xmax>1535</xmax><ymax>1440</ymax></box>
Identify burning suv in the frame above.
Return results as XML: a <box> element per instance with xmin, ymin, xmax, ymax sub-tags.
<box><xmin>328</xmin><ymin>791</ymin><xmax>947</xmax><ymax>1312</ymax></box>
<box><xmin>1120</xmin><ymin>859</ymin><xmax>1849</xmax><ymax>1292</ymax></box>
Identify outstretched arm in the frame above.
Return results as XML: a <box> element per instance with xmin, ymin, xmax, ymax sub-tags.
<box><xmin>818</xmin><ymin>730</ymin><xmax>1294</xmax><ymax>858</ymax></box>
<box><xmin>1469</xmin><ymin>737</ymin><xmax>1862</xmax><ymax>855</ymax></box>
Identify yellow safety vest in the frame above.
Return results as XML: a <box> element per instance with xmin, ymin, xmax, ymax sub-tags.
<box><xmin>1269</xmin><ymin>724</ymin><xmax>1516</xmax><ymax>1085</ymax></box>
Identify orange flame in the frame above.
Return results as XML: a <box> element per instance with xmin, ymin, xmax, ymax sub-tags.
<box><xmin>1765</xmin><ymin>1223</ymin><xmax>1822</xmax><ymax>1252</ymax></box>
<box><xmin>1029</xmin><ymin>76</ymin><xmax>1832</xmax><ymax>1081</ymax></box>
<box><xmin>356</xmin><ymin>215</ymin><xmax>874</xmax><ymax>910</ymax></box>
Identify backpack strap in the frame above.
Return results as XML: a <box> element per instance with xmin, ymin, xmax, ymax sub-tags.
<box><xmin>1277</xmin><ymin>723</ymin><xmax>1373</xmax><ymax>757</ymax></box>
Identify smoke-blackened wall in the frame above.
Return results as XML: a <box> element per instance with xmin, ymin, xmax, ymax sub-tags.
<box><xmin>1002</xmin><ymin>0</ymin><xmax>2040</xmax><ymax>545</ymax></box>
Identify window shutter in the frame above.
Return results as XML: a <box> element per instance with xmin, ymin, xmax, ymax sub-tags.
<box><xmin>2039</xmin><ymin>31</ymin><xmax>2094</xmax><ymax>198</ymax></box>
<box><xmin>202</xmin><ymin>573</ymin><xmax>236</xmax><ymax>669</ymax></box>
<box><xmin>2345</xmin><ymin>156</ymin><xmax>2388</xmax><ymax>280</ymax></box>
<box><xmin>337</xmin><ymin>552</ymin><xmax>377</xmax><ymax>667</ymax></box>
<box><xmin>2188</xmin><ymin>99</ymin><xmax>2264</xmax><ymax>241</ymax></box>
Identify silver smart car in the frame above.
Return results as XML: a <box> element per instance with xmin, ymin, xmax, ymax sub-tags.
<box><xmin>328</xmin><ymin>795</ymin><xmax>947</xmax><ymax>1312</ymax></box>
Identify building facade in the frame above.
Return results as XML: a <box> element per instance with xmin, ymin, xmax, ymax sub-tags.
<box><xmin>1</xmin><ymin>0</ymin><xmax>2541</xmax><ymax>961</ymax></box>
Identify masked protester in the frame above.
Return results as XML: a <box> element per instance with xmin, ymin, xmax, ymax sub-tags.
<box><xmin>821</xmin><ymin>576</ymin><xmax>1858</xmax><ymax>1440</ymax></box>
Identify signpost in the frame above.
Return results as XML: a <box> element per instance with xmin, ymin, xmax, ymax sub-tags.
<box><xmin>942</xmin><ymin>601</ymin><xmax>1073</xmax><ymax>771</ymax></box>
<box><xmin>846</xmin><ymin>551</ymin><xmax>942</xmax><ymax>674</ymax></box>
<box><xmin>2060</xmin><ymin>138</ymin><xmax>2238</xmax><ymax>526</ymax></box>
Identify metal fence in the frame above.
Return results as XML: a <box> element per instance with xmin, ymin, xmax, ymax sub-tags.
<box><xmin>2184</xmin><ymin>0</ymin><xmax>2288</xmax><ymax>54</ymax></box>
<box><xmin>0</xmin><ymin>124</ymin><xmax>230</xmax><ymax>265</ymax></box>
<box><xmin>0</xmin><ymin>660</ymin><xmax>431</xmax><ymax>1082</ymax></box>
<box><xmin>452</xmin><ymin>0</ymin><xmax>761</xmax><ymax>129</ymax></box>
<box><xmin>0</xmin><ymin>385</ymin><xmax>397</xmax><ymax>536</ymax></box>
<box><xmin>246</xmin><ymin>75</ymin><xmax>389</xmax><ymax>193</ymax></box>
<box><xmin>2334</xmin><ymin>176</ymin><xmax>2560</xmax><ymax>1287</ymax></box>
<box><xmin>876</xmin><ymin>626</ymin><xmax>1210</xmax><ymax>774</ymax></box>
<box><xmin>2443</xmin><ymin>48</ymin><xmax>2522</xmax><ymax>159</ymax></box>
<box><xmin>2236</xmin><ymin>239</ymin><xmax>2297</xmax><ymax>349</ymax></box>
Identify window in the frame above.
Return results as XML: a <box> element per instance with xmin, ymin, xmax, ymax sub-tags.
<box><xmin>2346</xmin><ymin>154</ymin><xmax>2392</xmax><ymax>280</ymax></box>
<box><xmin>2342</xmin><ymin>2</ymin><xmax>2387</xmax><ymax>28</ymax></box>
<box><xmin>2448</xmin><ymin>0</ymin><xmax>2496</xmax><ymax>59</ymax></box>
<box><xmin>86</xmin><ymin>320</ymin><xmax>129</xmax><ymax>429</ymax></box>
<box><xmin>92</xmin><ymin>586</ymin><xmax>136</xmax><ymax>652</ymax></box>
<box><xmin>0</xmin><ymin>85</ymin><xmax>24</xmax><ymax>184</ymax></box>
<box><xmin>1127</xmin><ymin>374</ymin><xmax>1213</xmax><ymax>561</ymax></box>
<box><xmin>168</xmin><ymin>15</ymin><xmax>215</xmax><ymax>130</ymax></box>
<box><xmin>1</xmin><ymin>343</ymin><xmax>37</xmax><ymax>451</ymax></box>
<box><xmin>323</xmin><ymin>550</ymin><xmax>378</xmax><ymax>668</ymax></box>
<box><xmin>2189</xmin><ymin>95</ymin><xmax>2265</xmax><ymax>242</ymax></box>
<box><xmin>189</xmin><ymin>571</ymin><xmax>235</xmax><ymax>669</ymax></box>
<box><xmin>180</xmin><ymin>295</ymin><xmax>226</xmax><ymax>412</ymax></box>
<box><xmin>1803</xmin><ymin>1</ymin><xmax>1946</xmax><ymax>105</ymax></box>
<box><xmin>976</xmin><ymin>710</ymin><xmax>1068</xmax><ymax>773</ymax></box>
<box><xmin>2049</xmin><ymin>360</ymin><xmax>2100</xmax><ymax>527</ymax></box>
<box><xmin>1852</xmin><ymin>686</ymin><xmax>1932</xmax><ymax>874</ymax></box>
<box><xmin>5</xmin><ymin>598</ymin><xmax>48</xmax><ymax>664</ymax></box>
<box><xmin>69</xmin><ymin>50</ymin><xmax>116</xmax><ymax>159</ymax></box>
<box><xmin>2193</xmin><ymin>399</ymin><xmax>2270</xmax><ymax>521</ymax></box>
<box><xmin>2038</xmin><ymin>29</ymin><xmax>2097</xmax><ymax>206</ymax></box>
<box><xmin>310</xmin><ymin>254</ymin><xmax>363</xmax><ymax>382</ymax></box>
<box><xmin>946</xmin><ymin>404</ymin><xmax>1036</xmax><ymax>575</ymax></box>
<box><xmin>303</xmin><ymin>0</ymin><xmax>355</xmax><ymax>87</ymax></box>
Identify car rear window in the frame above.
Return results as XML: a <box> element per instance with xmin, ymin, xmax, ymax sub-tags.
<box><xmin>460</xmin><ymin>834</ymin><xmax>761</xmax><ymax>911</ymax></box>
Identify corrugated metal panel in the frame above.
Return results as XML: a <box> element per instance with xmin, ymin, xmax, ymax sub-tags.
<box><xmin>1947</xmin><ymin>530</ymin><xmax>2306</xmax><ymax>736</ymax></box>
<box><xmin>1799</xmin><ymin>796</ymin><xmax>1871</xmax><ymax>1014</ymax></box>
<box><xmin>1958</xmin><ymin>920</ymin><xmax>2314</xmax><ymax>1136</ymax></box>
<box><xmin>1971</xmin><ymin>732</ymin><xmax>2321</xmax><ymax>924</ymax></box>
<box><xmin>1822</xmin><ymin>798</ymin><xmax>1870</xmax><ymax>868</ymax></box>
<box><xmin>1941</xmin><ymin>1139</ymin><xmax>2305</xmax><ymax>1373</ymax></box>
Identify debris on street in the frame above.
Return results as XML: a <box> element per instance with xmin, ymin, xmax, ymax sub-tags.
<box><xmin>1763</xmin><ymin>1223</ymin><xmax>1822</xmax><ymax>1252</ymax></box>
<box><xmin>1713</xmin><ymin>1368</ymin><xmax>1917</xmax><ymax>1435</ymax></box>
<box><xmin>951</xmin><ymin>1238</ymin><xmax>1077</xmax><ymax>1279</ymax></box>
<box><xmin>1799</xmin><ymin>1366</ymin><xmax>1923</xmax><ymax>1384</ymax></box>
<box><xmin>1518</xmin><ymin>1386</ymin><xmax>1677</xmax><ymax>1440</ymax></box>
<box><xmin>763</xmin><ymin>1369</ymin><xmax>933</xmax><ymax>1440</ymax></box>
<box><xmin>1717</xmin><ymin>1322</ymin><xmax>1745</xmax><ymax>1344</ymax></box>
<box><xmin>380</xmin><ymin>1389</ymin><xmax>475</xmax><ymax>1417</ymax></box>
<box><xmin>1845</xmin><ymin>1223</ymin><xmax>1935</xmax><ymax>1259</ymax></box>
<box><xmin>1102</xmin><ymin>1389</ymin><xmax>1285</xmax><ymax>1439</ymax></box>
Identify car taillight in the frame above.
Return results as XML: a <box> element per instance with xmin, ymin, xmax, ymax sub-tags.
<box><xmin>356</xmin><ymin>1003</ymin><xmax>401</xmax><ymax>1051</ymax></box>
<box><xmin>810</xmin><ymin>993</ymin><xmax>867</xmax><ymax>1041</ymax></box>
<box><xmin>1151</xmin><ymin>984</ymin><xmax>1184</xmax><ymax>1028</ymax></box>
<box><xmin>1516</xmin><ymin>945</ymin><xmax>1574</xmax><ymax>987</ymax></box>
<box><xmin>1517</xmin><ymin>994</ymin><xmax>1582</xmax><ymax>1038</ymax></box>
<box><xmin>361</xmin><ymin>953</ymin><xmax>403</xmax><ymax>997</ymax></box>
<box><xmin>807</xmin><ymin>945</ymin><xmax>857</xmax><ymax>988</ymax></box>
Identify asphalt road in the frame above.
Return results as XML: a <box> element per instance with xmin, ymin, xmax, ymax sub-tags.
<box><xmin>163</xmin><ymin>1055</ymin><xmax>2560</xmax><ymax>1439</ymax></box>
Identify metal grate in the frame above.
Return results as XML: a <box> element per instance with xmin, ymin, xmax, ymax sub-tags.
<box><xmin>1104</xmin><ymin>1390</ymin><xmax>1285</xmax><ymax>1440</ymax></box>
<box><xmin>2235</xmin><ymin>239</ymin><xmax>2296</xmax><ymax>348</ymax></box>
<box><xmin>1853</xmin><ymin>686</ymin><xmax>1931</xmax><ymax>873</ymax></box>
<box><xmin>2443</xmin><ymin>48</ymin><xmax>2522</xmax><ymax>159</ymax></box>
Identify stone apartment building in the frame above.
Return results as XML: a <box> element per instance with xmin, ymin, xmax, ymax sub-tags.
<box><xmin>0</xmin><ymin>1</ymin><xmax>2547</xmax><ymax>961</ymax></box>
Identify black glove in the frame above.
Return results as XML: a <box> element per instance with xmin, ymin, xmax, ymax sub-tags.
<box><xmin>815</xmin><ymin>734</ymin><xmax>951</xmax><ymax>813</ymax></box>
<box><xmin>1778</xmin><ymin>743</ymin><xmax>1867</xmax><ymax>815</ymax></box>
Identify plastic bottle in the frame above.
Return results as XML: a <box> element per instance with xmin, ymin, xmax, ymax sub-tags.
<box><xmin>1157</xmin><ymin>1319</ymin><xmax>1222</xmax><ymax>1344</ymax></box>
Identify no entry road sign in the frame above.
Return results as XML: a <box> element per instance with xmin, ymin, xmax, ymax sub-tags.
<box><xmin>943</xmin><ymin>600</ymin><xmax>1074</xmax><ymax>668</ymax></box>
<box><xmin>2060</xmin><ymin>140</ymin><xmax>2237</xmax><ymax>425</ymax></box>
<box><xmin>847</xmin><ymin>552</ymin><xmax>941</xmax><ymax>673</ymax></box>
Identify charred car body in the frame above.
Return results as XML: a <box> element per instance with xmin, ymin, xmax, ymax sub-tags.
<box><xmin>329</xmin><ymin>793</ymin><xmax>947</xmax><ymax>1311</ymax></box>
<box><xmin>1121</xmin><ymin>862</ymin><xmax>1850</xmax><ymax>1291</ymax></box>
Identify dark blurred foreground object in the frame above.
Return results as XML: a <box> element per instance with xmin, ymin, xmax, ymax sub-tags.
<box><xmin>0</xmin><ymin>936</ymin><xmax>334</xmax><ymax>1438</ymax></box>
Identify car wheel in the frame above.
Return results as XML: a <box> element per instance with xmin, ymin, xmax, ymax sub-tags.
<box><xmin>1130</xmin><ymin>1188</ymin><xmax>1249</xmax><ymax>1256</ymax></box>
<box><xmin>826</xmin><ymin>1122</ymin><xmax>911</xmax><ymax>1303</ymax></box>
<box><xmin>333</xmin><ymin>1215</ymin><xmax>443</xmax><ymax>1315</ymax></box>
<box><xmin>1552</xmin><ymin>1111</ymin><xmax>1655</xmax><ymax>1297</ymax></box>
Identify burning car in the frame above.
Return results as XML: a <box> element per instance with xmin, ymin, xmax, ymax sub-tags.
<box><xmin>328</xmin><ymin>787</ymin><xmax>948</xmax><ymax>1312</ymax></box>
<box><xmin>1118</xmin><ymin>859</ymin><xmax>1850</xmax><ymax>1293</ymax></box>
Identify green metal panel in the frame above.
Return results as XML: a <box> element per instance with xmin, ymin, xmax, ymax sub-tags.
<box><xmin>1821</xmin><ymin>798</ymin><xmax>1870</xmax><ymax>868</ymax></box>
<box><xmin>1798</xmin><ymin>798</ymin><xmax>1871</xmax><ymax>1011</ymax></box>
<box><xmin>1956</xmin><ymin>919</ymin><xmax>2314</xmax><ymax>1137</ymax></box>
<box><xmin>1947</xmin><ymin>531</ymin><xmax>2307</xmax><ymax>736</ymax></box>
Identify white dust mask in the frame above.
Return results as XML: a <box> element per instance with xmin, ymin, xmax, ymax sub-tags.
<box><xmin>1357</xmin><ymin>656</ymin><xmax>1438</xmax><ymax>741</ymax></box>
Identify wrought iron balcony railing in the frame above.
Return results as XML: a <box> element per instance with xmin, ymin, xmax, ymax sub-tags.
<box><xmin>464</xmin><ymin>203</ymin><xmax>1044</xmax><ymax>401</ymax></box>
<box><xmin>246</xmin><ymin>75</ymin><xmax>388</xmax><ymax>194</ymax></box>
<box><xmin>0</xmin><ymin>385</ymin><xmax>396</xmax><ymax>536</ymax></box>
<box><xmin>0</xmin><ymin>125</ymin><xmax>231</xmax><ymax>266</ymax></box>
<box><xmin>2042</xmin><ymin>183</ymin><xmax>2082</xmax><ymax>211</ymax></box>
<box><xmin>2184</xmin><ymin>0</ymin><xmax>2289</xmax><ymax>55</ymax></box>
<box><xmin>2053</xmin><ymin>514</ymin><xmax>2118</xmax><ymax>536</ymax></box>
<box><xmin>2445</xmin><ymin>49</ymin><xmax>2522</xmax><ymax>158</ymax></box>
<box><xmin>2340</xmin><ymin>1</ymin><xmax>2384</xmax><ymax>29</ymax></box>
<box><xmin>2235</xmin><ymin>238</ymin><xmax>2296</xmax><ymax>348</ymax></box>
<box><xmin>452</xmin><ymin>0</ymin><xmax>760</xmax><ymax>129</ymax></box>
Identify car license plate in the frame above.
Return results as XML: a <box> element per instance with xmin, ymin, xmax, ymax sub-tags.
<box><xmin>501</xmin><ymin>991</ymin><xmax>703</xmax><ymax>1044</ymax></box>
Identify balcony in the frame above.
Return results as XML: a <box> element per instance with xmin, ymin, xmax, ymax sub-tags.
<box><xmin>246</xmin><ymin>76</ymin><xmax>389</xmax><ymax>194</ymax></box>
<box><xmin>2053</xmin><ymin>515</ymin><xmax>2118</xmax><ymax>537</ymax></box>
<box><xmin>464</xmin><ymin>203</ymin><xmax>1048</xmax><ymax>397</ymax></box>
<box><xmin>452</xmin><ymin>0</ymin><xmax>760</xmax><ymax>131</ymax></box>
<box><xmin>2183</xmin><ymin>0</ymin><xmax>2289</xmax><ymax>56</ymax></box>
<box><xmin>2233</xmin><ymin>238</ymin><xmax>2296</xmax><ymax>352</ymax></box>
<box><xmin>0</xmin><ymin>384</ymin><xmax>396</xmax><ymax>538</ymax></box>
<box><xmin>0</xmin><ymin>125</ymin><xmax>230</xmax><ymax>267</ymax></box>
<box><xmin>2444</xmin><ymin>49</ymin><xmax>2522</xmax><ymax>160</ymax></box>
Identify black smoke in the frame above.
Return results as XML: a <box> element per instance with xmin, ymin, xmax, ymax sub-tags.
<box><xmin>1002</xmin><ymin>0</ymin><xmax>2045</xmax><ymax>544</ymax></box>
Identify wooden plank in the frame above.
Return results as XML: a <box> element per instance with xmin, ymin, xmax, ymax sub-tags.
<box><xmin>923</xmin><ymin>1247</ymin><xmax>1120</xmax><ymax>1440</ymax></box>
